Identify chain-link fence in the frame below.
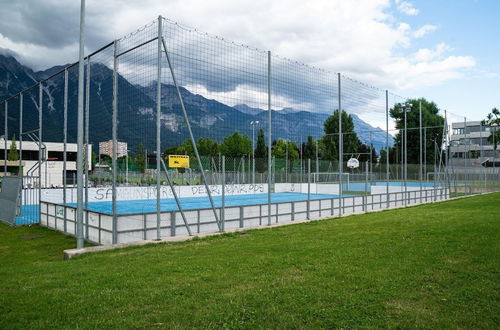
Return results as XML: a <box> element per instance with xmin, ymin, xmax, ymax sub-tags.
<box><xmin>1</xmin><ymin>16</ymin><xmax>499</xmax><ymax>243</ymax></box>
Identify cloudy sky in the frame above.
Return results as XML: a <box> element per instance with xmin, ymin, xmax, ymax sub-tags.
<box><xmin>0</xmin><ymin>0</ymin><xmax>498</xmax><ymax>126</ymax></box>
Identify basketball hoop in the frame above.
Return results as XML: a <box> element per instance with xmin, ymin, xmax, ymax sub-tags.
<box><xmin>347</xmin><ymin>158</ymin><xmax>360</xmax><ymax>169</ymax></box>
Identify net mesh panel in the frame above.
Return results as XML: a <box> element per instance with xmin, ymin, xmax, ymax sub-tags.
<box><xmin>3</xmin><ymin>15</ymin><xmax>498</xmax><ymax>239</ymax></box>
<box><xmin>162</xmin><ymin>17</ymin><xmax>268</xmax><ymax>191</ymax></box>
<box><xmin>271</xmin><ymin>55</ymin><xmax>338</xmax><ymax>186</ymax></box>
<box><xmin>87</xmin><ymin>43</ymin><xmax>114</xmax><ymax>187</ymax></box>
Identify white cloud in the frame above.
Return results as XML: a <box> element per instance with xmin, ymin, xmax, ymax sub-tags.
<box><xmin>412</xmin><ymin>43</ymin><xmax>452</xmax><ymax>62</ymax></box>
<box><xmin>396</xmin><ymin>0</ymin><xmax>420</xmax><ymax>16</ymax></box>
<box><xmin>0</xmin><ymin>0</ymin><xmax>477</xmax><ymax>118</ymax></box>
<box><xmin>413</xmin><ymin>24</ymin><xmax>437</xmax><ymax>38</ymax></box>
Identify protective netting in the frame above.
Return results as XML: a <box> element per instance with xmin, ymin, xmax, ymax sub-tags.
<box><xmin>1</xmin><ymin>16</ymin><xmax>498</xmax><ymax>241</ymax></box>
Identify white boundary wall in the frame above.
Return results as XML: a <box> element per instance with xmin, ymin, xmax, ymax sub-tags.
<box><xmin>41</xmin><ymin>187</ymin><xmax>450</xmax><ymax>245</ymax></box>
<box><xmin>40</xmin><ymin>183</ymin><xmax>268</xmax><ymax>204</ymax></box>
<box><xmin>370</xmin><ymin>185</ymin><xmax>435</xmax><ymax>194</ymax></box>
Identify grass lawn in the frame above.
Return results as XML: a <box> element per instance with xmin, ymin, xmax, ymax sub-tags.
<box><xmin>1</xmin><ymin>193</ymin><xmax>499</xmax><ymax>328</ymax></box>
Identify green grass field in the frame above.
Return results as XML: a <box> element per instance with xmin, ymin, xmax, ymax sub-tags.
<box><xmin>1</xmin><ymin>193</ymin><xmax>499</xmax><ymax>328</ymax></box>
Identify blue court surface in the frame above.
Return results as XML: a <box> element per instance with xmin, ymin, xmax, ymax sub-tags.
<box><xmin>67</xmin><ymin>192</ymin><xmax>344</xmax><ymax>215</ymax></box>
<box><xmin>343</xmin><ymin>181</ymin><xmax>436</xmax><ymax>192</ymax></box>
<box><xmin>16</xmin><ymin>205</ymin><xmax>40</xmax><ymax>225</ymax></box>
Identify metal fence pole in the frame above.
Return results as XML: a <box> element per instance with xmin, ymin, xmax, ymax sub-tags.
<box><xmin>111</xmin><ymin>40</ymin><xmax>118</xmax><ymax>244</ymax></box>
<box><xmin>156</xmin><ymin>16</ymin><xmax>163</xmax><ymax>240</ymax></box>
<box><xmin>222</xmin><ymin>155</ymin><xmax>225</xmax><ymax>231</ymax></box>
<box><xmin>3</xmin><ymin>101</ymin><xmax>7</xmax><ymax>174</ymax></box>
<box><xmin>464</xmin><ymin>117</ymin><xmax>468</xmax><ymax>195</ymax></box>
<box><xmin>424</xmin><ymin>128</ymin><xmax>427</xmax><ymax>182</ymax></box>
<box><xmin>385</xmin><ymin>90</ymin><xmax>389</xmax><ymax>207</ymax></box>
<box><xmin>480</xmin><ymin>123</ymin><xmax>485</xmax><ymax>191</ymax></box>
<box><xmin>404</xmin><ymin>107</ymin><xmax>408</xmax><ymax>206</ymax></box>
<box><xmin>19</xmin><ymin>94</ymin><xmax>23</xmax><ymax>173</ymax></box>
<box><xmin>365</xmin><ymin>161</ymin><xmax>368</xmax><ymax>211</ymax></box>
<box><xmin>338</xmin><ymin>73</ymin><xmax>343</xmax><ymax>215</ymax></box>
<box><xmin>267</xmin><ymin>50</ymin><xmax>272</xmax><ymax>226</ymax></box>
<box><xmin>315</xmin><ymin>140</ymin><xmax>319</xmax><ymax>174</ymax></box>
<box><xmin>75</xmin><ymin>0</ymin><xmax>86</xmax><ymax>248</ymax></box>
<box><xmin>63</xmin><ymin>69</ymin><xmax>68</xmax><ymax>230</ymax></box>
<box><xmin>419</xmin><ymin>101</ymin><xmax>423</xmax><ymax>203</ymax></box>
<box><xmin>307</xmin><ymin>158</ymin><xmax>310</xmax><ymax>220</ymax></box>
<box><xmin>285</xmin><ymin>141</ymin><xmax>288</xmax><ymax>183</ymax></box>
<box><xmin>444</xmin><ymin>110</ymin><xmax>451</xmax><ymax>198</ymax></box>
<box><xmin>84</xmin><ymin>56</ymin><xmax>90</xmax><ymax>240</ymax></box>
<box><xmin>38</xmin><ymin>83</ymin><xmax>43</xmax><ymax>221</ymax></box>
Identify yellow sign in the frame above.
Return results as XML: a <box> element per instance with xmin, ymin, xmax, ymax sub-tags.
<box><xmin>168</xmin><ymin>155</ymin><xmax>190</xmax><ymax>168</ymax></box>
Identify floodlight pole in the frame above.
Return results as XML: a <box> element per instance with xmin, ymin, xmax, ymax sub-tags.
<box><xmin>75</xmin><ymin>0</ymin><xmax>86</xmax><ymax>249</ymax></box>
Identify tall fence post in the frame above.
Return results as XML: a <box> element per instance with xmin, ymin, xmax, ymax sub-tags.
<box><xmin>315</xmin><ymin>140</ymin><xmax>319</xmax><ymax>174</ymax></box>
<box><xmin>111</xmin><ymin>40</ymin><xmax>118</xmax><ymax>244</ymax></box>
<box><xmin>38</xmin><ymin>83</ymin><xmax>43</xmax><ymax>223</ymax></box>
<box><xmin>19</xmin><ymin>94</ymin><xmax>23</xmax><ymax>172</ymax></box>
<box><xmin>156</xmin><ymin>16</ymin><xmax>163</xmax><ymax>240</ymax></box>
<box><xmin>3</xmin><ymin>101</ymin><xmax>7</xmax><ymax>174</ymax></box>
<box><xmin>222</xmin><ymin>155</ymin><xmax>225</xmax><ymax>231</ymax></box>
<box><xmin>365</xmin><ymin>161</ymin><xmax>369</xmax><ymax>211</ymax></box>
<box><xmin>385</xmin><ymin>90</ymin><xmax>389</xmax><ymax>207</ymax></box>
<box><xmin>307</xmin><ymin>158</ymin><xmax>311</xmax><ymax>220</ymax></box>
<box><xmin>267</xmin><ymin>50</ymin><xmax>272</xmax><ymax>226</ymax></box>
<box><xmin>338</xmin><ymin>73</ymin><xmax>343</xmax><ymax>215</ymax></box>
<box><xmin>85</xmin><ymin>56</ymin><xmax>90</xmax><ymax>240</ymax></box>
<box><xmin>63</xmin><ymin>69</ymin><xmax>68</xmax><ymax>230</ymax></box>
<box><xmin>464</xmin><ymin>117</ymin><xmax>468</xmax><ymax>195</ymax></box>
<box><xmin>419</xmin><ymin>101</ymin><xmax>423</xmax><ymax>203</ymax></box>
<box><xmin>75</xmin><ymin>0</ymin><xmax>86</xmax><ymax>248</ymax></box>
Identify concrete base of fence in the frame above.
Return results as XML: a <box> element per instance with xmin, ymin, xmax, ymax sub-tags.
<box><xmin>62</xmin><ymin>191</ymin><xmax>481</xmax><ymax>260</ymax></box>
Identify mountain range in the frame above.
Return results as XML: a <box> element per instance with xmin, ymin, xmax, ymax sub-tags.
<box><xmin>0</xmin><ymin>53</ymin><xmax>393</xmax><ymax>153</ymax></box>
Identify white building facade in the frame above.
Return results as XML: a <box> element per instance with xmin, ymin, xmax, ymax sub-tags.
<box><xmin>0</xmin><ymin>139</ymin><xmax>92</xmax><ymax>188</ymax></box>
<box><xmin>450</xmin><ymin>121</ymin><xmax>499</xmax><ymax>167</ymax></box>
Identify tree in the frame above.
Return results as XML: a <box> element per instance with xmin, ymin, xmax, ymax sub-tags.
<box><xmin>135</xmin><ymin>143</ymin><xmax>146</xmax><ymax>173</ymax></box>
<box><xmin>303</xmin><ymin>135</ymin><xmax>315</xmax><ymax>160</ymax></box>
<box><xmin>220</xmin><ymin>132</ymin><xmax>252</xmax><ymax>158</ymax></box>
<box><xmin>380</xmin><ymin>148</ymin><xmax>388</xmax><ymax>164</ymax></box>
<box><xmin>254</xmin><ymin>128</ymin><xmax>267</xmax><ymax>172</ymax></box>
<box><xmin>272</xmin><ymin>139</ymin><xmax>299</xmax><ymax>159</ymax></box>
<box><xmin>390</xmin><ymin>98</ymin><xmax>444</xmax><ymax>165</ymax></box>
<box><xmin>8</xmin><ymin>135</ymin><xmax>19</xmax><ymax>162</ymax></box>
<box><xmin>321</xmin><ymin>109</ymin><xmax>361</xmax><ymax>161</ymax></box>
<box><xmin>481</xmin><ymin>107</ymin><xmax>500</xmax><ymax>151</ymax></box>
<box><xmin>197</xmin><ymin>137</ymin><xmax>219</xmax><ymax>157</ymax></box>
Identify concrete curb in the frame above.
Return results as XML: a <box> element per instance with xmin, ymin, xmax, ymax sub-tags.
<box><xmin>63</xmin><ymin>192</ymin><xmax>490</xmax><ymax>260</ymax></box>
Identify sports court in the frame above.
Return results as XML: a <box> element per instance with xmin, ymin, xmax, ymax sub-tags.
<box><xmin>65</xmin><ymin>192</ymin><xmax>343</xmax><ymax>215</ymax></box>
